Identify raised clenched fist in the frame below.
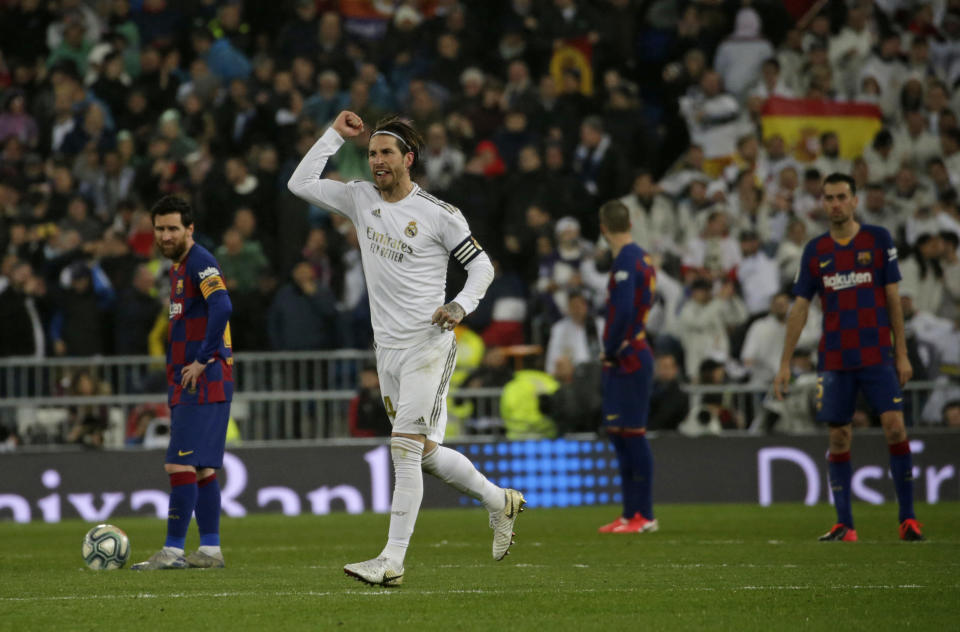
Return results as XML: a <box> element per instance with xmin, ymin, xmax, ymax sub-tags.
<box><xmin>333</xmin><ymin>110</ymin><xmax>364</xmax><ymax>138</ymax></box>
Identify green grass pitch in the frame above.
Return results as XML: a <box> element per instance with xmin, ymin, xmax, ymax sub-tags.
<box><xmin>0</xmin><ymin>503</ymin><xmax>958</xmax><ymax>631</ymax></box>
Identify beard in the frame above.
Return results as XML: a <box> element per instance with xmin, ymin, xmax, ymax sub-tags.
<box><xmin>159</xmin><ymin>238</ymin><xmax>188</xmax><ymax>261</ymax></box>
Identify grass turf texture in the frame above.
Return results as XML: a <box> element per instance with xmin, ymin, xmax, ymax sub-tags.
<box><xmin>0</xmin><ymin>503</ymin><xmax>957</xmax><ymax>631</ymax></box>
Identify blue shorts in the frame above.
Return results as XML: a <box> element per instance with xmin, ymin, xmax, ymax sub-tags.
<box><xmin>166</xmin><ymin>402</ymin><xmax>231</xmax><ymax>468</ymax></box>
<box><xmin>816</xmin><ymin>365</ymin><xmax>903</xmax><ymax>425</ymax></box>
<box><xmin>602</xmin><ymin>351</ymin><xmax>653</xmax><ymax>429</ymax></box>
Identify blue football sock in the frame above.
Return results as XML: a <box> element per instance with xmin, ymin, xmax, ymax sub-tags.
<box><xmin>195</xmin><ymin>473</ymin><xmax>222</xmax><ymax>547</ymax></box>
<box><xmin>624</xmin><ymin>434</ymin><xmax>654</xmax><ymax>520</ymax></box>
<box><xmin>165</xmin><ymin>472</ymin><xmax>197</xmax><ymax>549</ymax></box>
<box><xmin>889</xmin><ymin>441</ymin><xmax>916</xmax><ymax>522</ymax></box>
<box><xmin>607</xmin><ymin>432</ymin><xmax>636</xmax><ymax>518</ymax></box>
<box><xmin>828</xmin><ymin>452</ymin><xmax>854</xmax><ymax>528</ymax></box>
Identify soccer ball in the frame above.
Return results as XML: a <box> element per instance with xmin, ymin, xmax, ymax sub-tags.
<box><xmin>82</xmin><ymin>524</ymin><xmax>130</xmax><ymax>570</ymax></box>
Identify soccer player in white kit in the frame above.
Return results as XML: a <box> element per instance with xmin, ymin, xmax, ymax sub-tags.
<box><xmin>288</xmin><ymin>110</ymin><xmax>525</xmax><ymax>586</ymax></box>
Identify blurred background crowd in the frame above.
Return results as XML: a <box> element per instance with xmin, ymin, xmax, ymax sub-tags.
<box><xmin>1</xmin><ymin>0</ymin><xmax>960</xmax><ymax>447</ymax></box>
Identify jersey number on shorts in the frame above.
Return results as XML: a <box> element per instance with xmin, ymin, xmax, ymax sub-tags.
<box><xmin>383</xmin><ymin>395</ymin><xmax>397</xmax><ymax>419</ymax></box>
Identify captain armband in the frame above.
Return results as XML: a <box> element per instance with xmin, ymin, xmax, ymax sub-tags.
<box><xmin>452</xmin><ymin>235</ymin><xmax>483</xmax><ymax>266</ymax></box>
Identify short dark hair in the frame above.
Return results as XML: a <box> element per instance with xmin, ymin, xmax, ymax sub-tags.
<box><xmin>823</xmin><ymin>172</ymin><xmax>856</xmax><ymax>196</ymax></box>
<box><xmin>150</xmin><ymin>195</ymin><xmax>194</xmax><ymax>227</ymax></box>
<box><xmin>371</xmin><ymin>115</ymin><xmax>424</xmax><ymax>168</ymax></box>
<box><xmin>599</xmin><ymin>199</ymin><xmax>630</xmax><ymax>233</ymax></box>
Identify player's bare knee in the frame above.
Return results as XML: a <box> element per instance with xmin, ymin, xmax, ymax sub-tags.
<box><xmin>828</xmin><ymin>425</ymin><xmax>852</xmax><ymax>453</ymax></box>
<box><xmin>164</xmin><ymin>463</ymin><xmax>196</xmax><ymax>474</ymax></box>
<box><xmin>198</xmin><ymin>467</ymin><xmax>216</xmax><ymax>480</ymax></box>
<box><xmin>880</xmin><ymin>414</ymin><xmax>907</xmax><ymax>444</ymax></box>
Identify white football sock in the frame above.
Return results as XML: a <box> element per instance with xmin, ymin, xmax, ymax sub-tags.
<box><xmin>380</xmin><ymin>437</ymin><xmax>424</xmax><ymax>567</ymax></box>
<box><xmin>162</xmin><ymin>546</ymin><xmax>184</xmax><ymax>556</ymax></box>
<box><xmin>197</xmin><ymin>545</ymin><xmax>221</xmax><ymax>555</ymax></box>
<box><xmin>422</xmin><ymin>445</ymin><xmax>505</xmax><ymax>513</ymax></box>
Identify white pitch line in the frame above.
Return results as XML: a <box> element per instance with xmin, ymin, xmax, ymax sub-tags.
<box><xmin>0</xmin><ymin>585</ymin><xmax>950</xmax><ymax>603</ymax></box>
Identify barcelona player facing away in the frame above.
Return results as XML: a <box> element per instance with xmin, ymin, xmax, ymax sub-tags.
<box><xmin>596</xmin><ymin>200</ymin><xmax>658</xmax><ymax>534</ymax></box>
<box><xmin>774</xmin><ymin>173</ymin><xmax>923</xmax><ymax>542</ymax></box>
<box><xmin>132</xmin><ymin>196</ymin><xmax>234</xmax><ymax>570</ymax></box>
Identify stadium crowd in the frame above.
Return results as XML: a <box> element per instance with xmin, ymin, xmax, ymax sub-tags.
<box><xmin>1</xmin><ymin>0</ymin><xmax>960</xmax><ymax>446</ymax></box>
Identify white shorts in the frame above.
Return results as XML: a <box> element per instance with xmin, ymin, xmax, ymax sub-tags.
<box><xmin>375</xmin><ymin>331</ymin><xmax>458</xmax><ymax>443</ymax></box>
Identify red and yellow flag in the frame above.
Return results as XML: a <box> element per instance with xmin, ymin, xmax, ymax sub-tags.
<box><xmin>761</xmin><ymin>97</ymin><xmax>883</xmax><ymax>161</ymax></box>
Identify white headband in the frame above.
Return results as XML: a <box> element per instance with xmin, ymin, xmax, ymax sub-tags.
<box><xmin>371</xmin><ymin>130</ymin><xmax>411</xmax><ymax>152</ymax></box>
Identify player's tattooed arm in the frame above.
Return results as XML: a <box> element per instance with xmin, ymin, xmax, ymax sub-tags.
<box><xmin>432</xmin><ymin>301</ymin><xmax>466</xmax><ymax>331</ymax></box>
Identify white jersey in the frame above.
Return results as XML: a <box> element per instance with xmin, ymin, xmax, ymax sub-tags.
<box><xmin>288</xmin><ymin>128</ymin><xmax>485</xmax><ymax>348</ymax></box>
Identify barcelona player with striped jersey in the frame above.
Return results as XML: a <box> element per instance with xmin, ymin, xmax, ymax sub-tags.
<box><xmin>596</xmin><ymin>201</ymin><xmax>659</xmax><ymax>535</ymax></box>
<box><xmin>132</xmin><ymin>196</ymin><xmax>234</xmax><ymax>570</ymax></box>
<box><xmin>775</xmin><ymin>173</ymin><xmax>923</xmax><ymax>542</ymax></box>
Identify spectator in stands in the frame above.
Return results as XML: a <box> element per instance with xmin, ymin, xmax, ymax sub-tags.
<box><xmin>747</xmin><ymin>58</ymin><xmax>793</xmax><ymax>102</ymax></box>
<box><xmin>899</xmin><ymin>232</ymin><xmax>947</xmax><ymax>316</ymax></box>
<box><xmin>861</xmin><ymin>30</ymin><xmax>908</xmax><ymax>117</ymax></box>
<box><xmin>676</xmin><ymin>278</ymin><xmax>748</xmax><ymax>380</ymax></box>
<box><xmin>500</xmin><ymin>367</ymin><xmax>559</xmax><ymax>440</ymax></box>
<box><xmin>215</xmin><ymin>226</ymin><xmax>269</xmax><ymax>296</ymax></box>
<box><xmin>536</xmin><ymin>216</ymin><xmax>606</xmax><ymax>320</ymax></box>
<box><xmin>776</xmin><ymin>218</ymin><xmax>807</xmax><ymax>287</ymax></box>
<box><xmin>940</xmin><ymin>231</ymin><xmax>960</xmax><ymax>319</ymax></box>
<box><xmin>679</xmin><ymin>70</ymin><xmax>742</xmax><ymax>176</ymax></box>
<box><xmin>58</xmin><ymin>195</ymin><xmax>101</xmax><ymax>242</ymax></box>
<box><xmin>545</xmin><ymin>354</ymin><xmax>602</xmax><ymax>435</ymax></box>
<box><xmin>50</xmin><ymin>260</ymin><xmax>114</xmax><ymax>357</ymax></box>
<box><xmin>864</xmin><ymin>128</ymin><xmax>903</xmax><ymax>184</ymax></box>
<box><xmin>740</xmin><ymin>292</ymin><xmax>790</xmax><ymax>386</ymax></box>
<box><xmin>943</xmin><ymin>401</ymin><xmax>960</xmax><ymax>428</ymax></box>
<box><xmin>157</xmin><ymin>109</ymin><xmax>198</xmax><ymax>163</ymax></box>
<box><xmin>828</xmin><ymin>3</ymin><xmax>874</xmax><ymax>98</ymax></box>
<box><xmin>614</xmin><ymin>169</ymin><xmax>681</xmax><ymax>258</ymax></box>
<box><xmin>190</xmin><ymin>26</ymin><xmax>250</xmax><ymax>83</ymax></box>
<box><xmin>681</xmin><ymin>209</ymin><xmax>741</xmax><ymax>283</ymax></box>
<box><xmin>124</xmin><ymin>402</ymin><xmax>169</xmax><ymax>446</ymax></box>
<box><xmin>572</xmin><ymin>115</ymin><xmax>627</xmax><ymax>208</ymax></box>
<box><xmin>860</xmin><ymin>181</ymin><xmax>901</xmax><ymax>238</ymax></box>
<box><xmin>64</xmin><ymin>370</ymin><xmax>109</xmax><ymax>447</ymax></box>
<box><xmin>648</xmin><ymin>353</ymin><xmax>689</xmax><ymax>432</ymax></box>
<box><xmin>678</xmin><ymin>358</ymin><xmax>743</xmax><ymax>436</ymax></box>
<box><xmin>267</xmin><ymin>260</ymin><xmax>338</xmax><ymax>351</ymax></box>
<box><xmin>0</xmin><ymin>90</ymin><xmax>38</xmax><ymax>147</ymax></box>
<box><xmin>422</xmin><ymin>121</ymin><xmax>465</xmax><ymax>195</ymax></box>
<box><xmin>889</xmin><ymin>165</ymin><xmax>935</xmax><ymax>226</ymax></box>
<box><xmin>0</xmin><ymin>261</ymin><xmax>47</xmax><ymax>357</ymax></box>
<box><xmin>113</xmin><ymin>263</ymin><xmax>160</xmax><ymax>356</ymax></box>
<box><xmin>544</xmin><ymin>290</ymin><xmax>603</xmax><ymax>376</ymax></box>
<box><xmin>898</xmin><ymin>108</ymin><xmax>941</xmax><ymax>170</ymax></box>
<box><xmin>348</xmin><ymin>365</ymin><xmax>391</xmax><ymax>438</ymax></box>
<box><xmin>221</xmin><ymin>155</ymin><xmax>273</xmax><ymax>244</ymax></box>
<box><xmin>300</xmin><ymin>227</ymin><xmax>334</xmax><ymax>290</ymax></box>
<box><xmin>812</xmin><ymin>132</ymin><xmax>851</xmax><ymax>177</ymax></box>
<box><xmin>713</xmin><ymin>7</ymin><xmax>774</xmax><ymax>102</ymax></box>
<box><xmin>736</xmin><ymin>230</ymin><xmax>779</xmax><ymax>316</ymax></box>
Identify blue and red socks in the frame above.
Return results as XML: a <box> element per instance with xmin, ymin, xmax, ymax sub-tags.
<box><xmin>888</xmin><ymin>441</ymin><xmax>916</xmax><ymax>523</ymax></box>
<box><xmin>607</xmin><ymin>432</ymin><xmax>636</xmax><ymax>519</ymax></box>
<box><xmin>195</xmin><ymin>473</ymin><xmax>222</xmax><ymax>548</ymax></box>
<box><xmin>623</xmin><ymin>433</ymin><xmax>654</xmax><ymax>521</ymax></box>
<box><xmin>828</xmin><ymin>451</ymin><xmax>854</xmax><ymax>528</ymax></box>
<box><xmin>608</xmin><ymin>431</ymin><xmax>654</xmax><ymax>521</ymax></box>
<box><xmin>165</xmin><ymin>471</ymin><xmax>198</xmax><ymax>550</ymax></box>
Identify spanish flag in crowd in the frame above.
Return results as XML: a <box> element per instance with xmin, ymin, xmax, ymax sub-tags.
<box><xmin>550</xmin><ymin>37</ymin><xmax>593</xmax><ymax>96</ymax></box>
<box><xmin>761</xmin><ymin>97</ymin><xmax>883</xmax><ymax>160</ymax></box>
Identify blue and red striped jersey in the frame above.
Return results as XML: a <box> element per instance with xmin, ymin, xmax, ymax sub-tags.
<box><xmin>167</xmin><ymin>243</ymin><xmax>233</xmax><ymax>406</ymax></box>
<box><xmin>793</xmin><ymin>224</ymin><xmax>901</xmax><ymax>371</ymax></box>
<box><xmin>603</xmin><ymin>243</ymin><xmax>656</xmax><ymax>373</ymax></box>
